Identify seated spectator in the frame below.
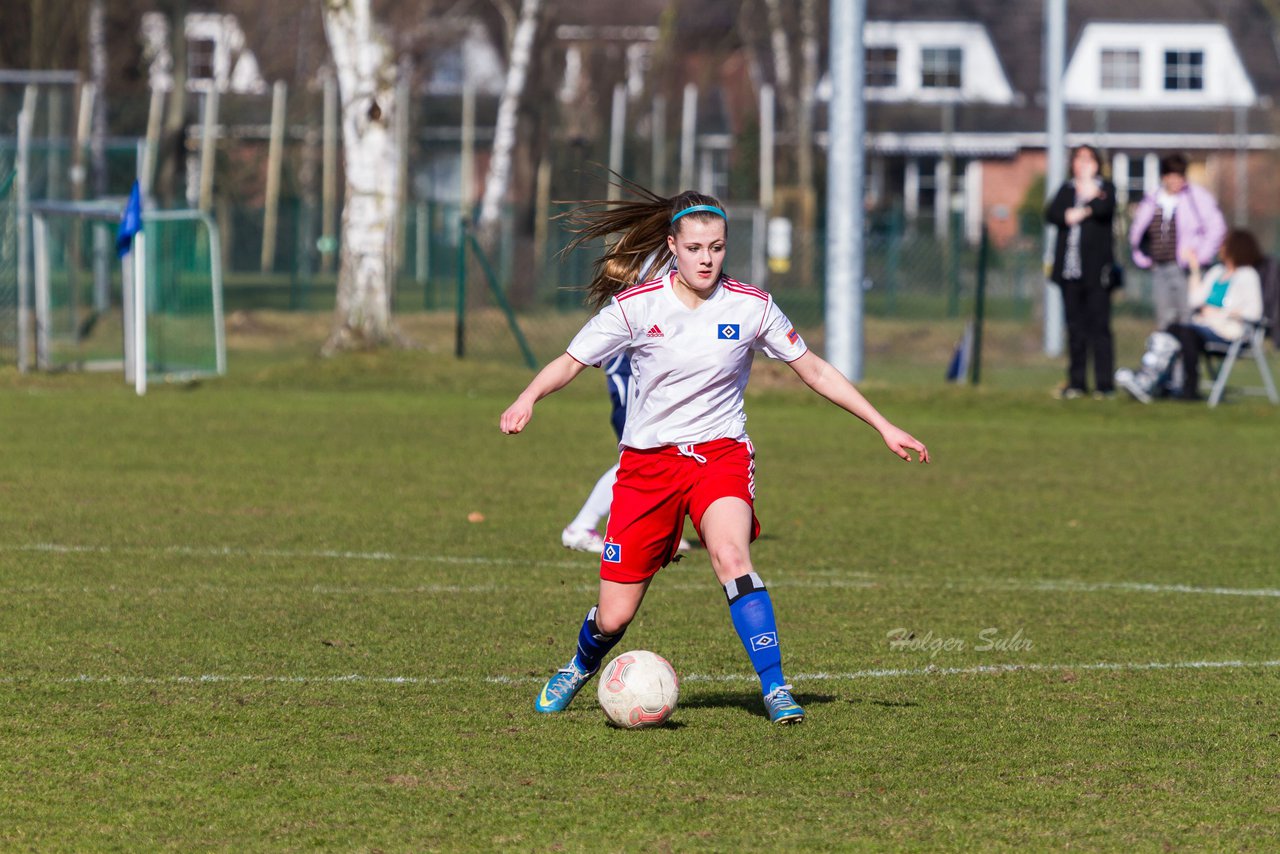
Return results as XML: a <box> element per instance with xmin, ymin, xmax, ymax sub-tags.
<box><xmin>1165</xmin><ymin>229</ymin><xmax>1265</xmax><ymax>401</ymax></box>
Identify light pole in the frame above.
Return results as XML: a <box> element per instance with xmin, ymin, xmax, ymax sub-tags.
<box><xmin>1043</xmin><ymin>0</ymin><xmax>1066</xmax><ymax>356</ymax></box>
<box><xmin>825</xmin><ymin>0</ymin><xmax>866</xmax><ymax>381</ymax></box>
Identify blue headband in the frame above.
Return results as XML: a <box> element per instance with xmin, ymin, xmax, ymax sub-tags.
<box><xmin>670</xmin><ymin>204</ymin><xmax>727</xmax><ymax>224</ymax></box>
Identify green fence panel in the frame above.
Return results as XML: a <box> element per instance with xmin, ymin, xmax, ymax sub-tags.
<box><xmin>0</xmin><ymin>164</ymin><xmax>16</xmax><ymax>362</ymax></box>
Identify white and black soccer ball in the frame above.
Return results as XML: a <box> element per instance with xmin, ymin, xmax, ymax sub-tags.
<box><xmin>597</xmin><ymin>650</ymin><xmax>679</xmax><ymax>729</ymax></box>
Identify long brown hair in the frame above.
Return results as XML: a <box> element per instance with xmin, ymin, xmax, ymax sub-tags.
<box><xmin>1221</xmin><ymin>228</ymin><xmax>1264</xmax><ymax>269</ymax></box>
<box><xmin>557</xmin><ymin>177</ymin><xmax>726</xmax><ymax>309</ymax></box>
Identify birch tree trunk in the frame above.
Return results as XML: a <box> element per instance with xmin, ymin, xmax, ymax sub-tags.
<box><xmin>155</xmin><ymin>0</ymin><xmax>188</xmax><ymax>208</ymax></box>
<box><xmin>321</xmin><ymin>0</ymin><xmax>401</xmax><ymax>353</ymax></box>
<box><xmin>762</xmin><ymin>0</ymin><xmax>799</xmax><ymax>147</ymax></box>
<box><xmin>89</xmin><ymin>0</ymin><xmax>108</xmax><ymax>198</ymax></box>
<box><xmin>763</xmin><ymin>0</ymin><xmax>796</xmax><ymax>124</ymax></box>
<box><xmin>475</xmin><ymin>0</ymin><xmax>542</xmax><ymax>252</ymax></box>
<box><xmin>797</xmin><ymin>0</ymin><xmax>818</xmax><ymax>193</ymax></box>
<box><xmin>797</xmin><ymin>0</ymin><xmax>819</xmax><ymax>282</ymax></box>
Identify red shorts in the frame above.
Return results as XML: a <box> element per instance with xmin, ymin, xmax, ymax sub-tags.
<box><xmin>600</xmin><ymin>437</ymin><xmax>761</xmax><ymax>583</ymax></box>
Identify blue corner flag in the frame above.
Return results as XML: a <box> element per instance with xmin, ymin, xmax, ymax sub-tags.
<box><xmin>116</xmin><ymin>180</ymin><xmax>143</xmax><ymax>258</ymax></box>
<box><xmin>946</xmin><ymin>321</ymin><xmax>974</xmax><ymax>383</ymax></box>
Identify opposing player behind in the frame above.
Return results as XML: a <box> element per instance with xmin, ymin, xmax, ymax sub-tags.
<box><xmin>500</xmin><ymin>185</ymin><xmax>929</xmax><ymax>724</ymax></box>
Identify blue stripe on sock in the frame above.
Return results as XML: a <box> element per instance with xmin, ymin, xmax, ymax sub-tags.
<box><xmin>574</xmin><ymin>605</ymin><xmax>623</xmax><ymax>672</ymax></box>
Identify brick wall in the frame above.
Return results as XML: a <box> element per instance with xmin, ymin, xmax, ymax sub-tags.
<box><xmin>981</xmin><ymin>150</ymin><xmax>1046</xmax><ymax>248</ymax></box>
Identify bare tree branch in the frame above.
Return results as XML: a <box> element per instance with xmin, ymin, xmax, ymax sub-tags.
<box><xmin>475</xmin><ymin>0</ymin><xmax>544</xmax><ymax>249</ymax></box>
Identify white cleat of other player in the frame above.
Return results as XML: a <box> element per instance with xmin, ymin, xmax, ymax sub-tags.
<box><xmin>561</xmin><ymin>526</ymin><xmax>606</xmax><ymax>553</ymax></box>
<box><xmin>562</xmin><ymin>527</ymin><xmax>692</xmax><ymax>555</ymax></box>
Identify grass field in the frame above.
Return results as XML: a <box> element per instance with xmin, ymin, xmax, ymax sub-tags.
<box><xmin>2</xmin><ymin>313</ymin><xmax>1278</xmax><ymax>851</ymax></box>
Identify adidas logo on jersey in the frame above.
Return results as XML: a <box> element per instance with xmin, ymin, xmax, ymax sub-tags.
<box><xmin>646</xmin><ymin>324</ymin><xmax>665</xmax><ymax>338</ymax></box>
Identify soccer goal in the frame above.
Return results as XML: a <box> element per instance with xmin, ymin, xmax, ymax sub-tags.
<box><xmin>29</xmin><ymin>201</ymin><xmax>225</xmax><ymax>394</ymax></box>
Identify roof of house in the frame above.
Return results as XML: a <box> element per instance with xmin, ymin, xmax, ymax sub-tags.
<box><xmin>866</xmin><ymin>0</ymin><xmax>1280</xmax><ymax>98</ymax></box>
<box><xmin>853</xmin><ymin>0</ymin><xmax>1280</xmax><ymax>149</ymax></box>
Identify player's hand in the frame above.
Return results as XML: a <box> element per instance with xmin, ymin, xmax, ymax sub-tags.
<box><xmin>500</xmin><ymin>398</ymin><xmax>533</xmax><ymax>434</ymax></box>
<box><xmin>880</xmin><ymin>424</ymin><xmax>930</xmax><ymax>463</ymax></box>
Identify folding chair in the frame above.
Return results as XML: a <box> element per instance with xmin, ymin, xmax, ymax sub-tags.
<box><xmin>1203</xmin><ymin>319</ymin><xmax>1279</xmax><ymax>408</ymax></box>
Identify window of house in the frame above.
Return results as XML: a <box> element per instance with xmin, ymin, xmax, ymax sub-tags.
<box><xmin>1125</xmin><ymin>155</ymin><xmax>1147</xmax><ymax>201</ymax></box>
<box><xmin>1163</xmin><ymin>50</ymin><xmax>1204</xmax><ymax>91</ymax></box>
<box><xmin>921</xmin><ymin>47</ymin><xmax>962</xmax><ymax>89</ymax></box>
<box><xmin>916</xmin><ymin>156</ymin><xmax>938</xmax><ymax>222</ymax></box>
<box><xmin>867</xmin><ymin>47</ymin><xmax>898</xmax><ymax>87</ymax></box>
<box><xmin>1100</xmin><ymin>48</ymin><xmax>1141</xmax><ymax>90</ymax></box>
<box><xmin>187</xmin><ymin>37</ymin><xmax>216</xmax><ymax>82</ymax></box>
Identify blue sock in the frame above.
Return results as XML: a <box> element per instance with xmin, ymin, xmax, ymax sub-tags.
<box><xmin>573</xmin><ymin>605</ymin><xmax>624</xmax><ymax>673</ymax></box>
<box><xmin>724</xmin><ymin>572</ymin><xmax>786</xmax><ymax>693</ymax></box>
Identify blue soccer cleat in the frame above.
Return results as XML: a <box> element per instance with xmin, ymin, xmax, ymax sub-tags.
<box><xmin>764</xmin><ymin>683</ymin><xmax>806</xmax><ymax>724</ymax></box>
<box><xmin>535</xmin><ymin>658</ymin><xmax>597</xmax><ymax>713</ymax></box>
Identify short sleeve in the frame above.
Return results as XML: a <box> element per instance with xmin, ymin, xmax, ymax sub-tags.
<box><xmin>566</xmin><ymin>300</ymin><xmax>635</xmax><ymax>367</ymax></box>
<box><xmin>753</xmin><ymin>298</ymin><xmax>807</xmax><ymax>362</ymax></box>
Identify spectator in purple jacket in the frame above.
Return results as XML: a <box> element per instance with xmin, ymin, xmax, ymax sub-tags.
<box><xmin>1128</xmin><ymin>154</ymin><xmax>1227</xmax><ymax>329</ymax></box>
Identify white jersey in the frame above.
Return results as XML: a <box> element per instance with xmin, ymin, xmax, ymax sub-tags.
<box><xmin>566</xmin><ymin>269</ymin><xmax>808</xmax><ymax>450</ymax></box>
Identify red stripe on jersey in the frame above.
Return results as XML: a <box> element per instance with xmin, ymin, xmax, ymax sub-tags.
<box><xmin>722</xmin><ymin>276</ymin><xmax>766</xmax><ymax>294</ymax></box>
<box><xmin>723</xmin><ymin>281</ymin><xmax>768</xmax><ymax>301</ymax></box>
<box><xmin>616</xmin><ymin>281</ymin><xmax>664</xmax><ymax>302</ymax></box>
<box><xmin>613</xmin><ymin>281</ymin><xmax>663</xmax><ymax>333</ymax></box>
<box><xmin>754</xmin><ymin>297</ymin><xmax>771</xmax><ymax>339</ymax></box>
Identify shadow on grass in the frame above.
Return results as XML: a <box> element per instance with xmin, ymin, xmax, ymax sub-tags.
<box><xmin>846</xmin><ymin>697</ymin><xmax>921</xmax><ymax>708</ymax></box>
<box><xmin>680</xmin><ymin>690</ymin><xmax>840</xmax><ymax>716</ymax></box>
<box><xmin>605</xmin><ymin>719</ymin><xmax>689</xmax><ymax>731</ymax></box>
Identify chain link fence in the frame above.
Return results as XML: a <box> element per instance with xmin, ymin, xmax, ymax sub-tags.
<box><xmin>0</xmin><ymin>151</ymin><xmax>1190</xmax><ymax>373</ymax></box>
<box><xmin>2</xmin><ymin>79</ymin><xmax>153</xmax><ymax>368</ymax></box>
<box><xmin>407</xmin><ymin>204</ymin><xmax>1053</xmax><ymax>365</ymax></box>
<box><xmin>0</xmin><ymin>156</ymin><xmax>16</xmax><ymax>365</ymax></box>
<box><xmin>10</xmin><ymin>77</ymin><xmax>1279</xmax><ymax>371</ymax></box>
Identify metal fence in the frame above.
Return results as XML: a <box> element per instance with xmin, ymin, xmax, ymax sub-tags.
<box><xmin>392</xmin><ymin>203</ymin><xmax>1061</xmax><ymax>365</ymax></box>
<box><xmin>0</xmin><ymin>158</ymin><xmax>16</xmax><ymax>365</ymax></box>
<box><xmin>262</xmin><ymin>203</ymin><xmax>1045</xmax><ymax>318</ymax></box>
<box><xmin>0</xmin><ymin>193</ymin><xmax>1108</xmax><ymax>370</ymax></box>
<box><xmin>11</xmin><ymin>90</ymin><xmax>1276</xmax><ymax>370</ymax></box>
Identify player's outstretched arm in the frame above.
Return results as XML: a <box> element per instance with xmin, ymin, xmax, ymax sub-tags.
<box><xmin>786</xmin><ymin>350</ymin><xmax>930</xmax><ymax>463</ymax></box>
<box><xmin>500</xmin><ymin>352</ymin><xmax>588</xmax><ymax>435</ymax></box>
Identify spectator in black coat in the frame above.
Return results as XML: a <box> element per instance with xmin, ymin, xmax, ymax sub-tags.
<box><xmin>1045</xmin><ymin>144</ymin><xmax>1119</xmax><ymax>399</ymax></box>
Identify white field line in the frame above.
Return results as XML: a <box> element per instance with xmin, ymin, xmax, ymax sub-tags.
<box><xmin>1</xmin><ymin>658</ymin><xmax>1277</xmax><ymax>689</ymax></box>
<box><xmin>0</xmin><ymin>577</ymin><xmax>1270</xmax><ymax>599</ymax></box>
<box><xmin>3</xmin><ymin>542</ymin><xmax>1280</xmax><ymax>599</ymax></box>
<box><xmin>1014</xmin><ymin>579</ymin><xmax>1280</xmax><ymax>598</ymax></box>
<box><xmin>0</xmin><ymin>542</ymin><xmax>586</xmax><ymax>571</ymax></box>
<box><xmin>0</xmin><ymin>580</ymin><xmax>870</xmax><ymax>598</ymax></box>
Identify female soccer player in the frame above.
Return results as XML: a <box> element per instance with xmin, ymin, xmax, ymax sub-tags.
<box><xmin>560</xmin><ymin>291</ymin><xmax>690</xmax><ymax>555</ymax></box>
<box><xmin>500</xmin><ymin>187</ymin><xmax>930</xmax><ymax>724</ymax></box>
<box><xmin>558</xmin><ymin>353</ymin><xmax>632</xmax><ymax>554</ymax></box>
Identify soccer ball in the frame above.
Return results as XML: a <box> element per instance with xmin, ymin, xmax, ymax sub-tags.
<box><xmin>597</xmin><ymin>650</ymin><xmax>679</xmax><ymax>729</ymax></box>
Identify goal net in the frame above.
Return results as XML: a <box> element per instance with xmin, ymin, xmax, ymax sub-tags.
<box><xmin>30</xmin><ymin>201</ymin><xmax>225</xmax><ymax>391</ymax></box>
